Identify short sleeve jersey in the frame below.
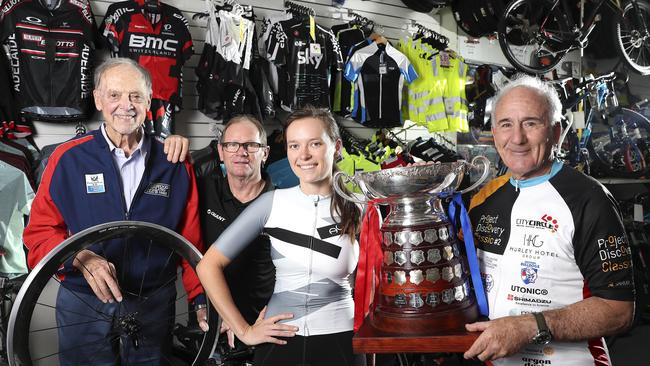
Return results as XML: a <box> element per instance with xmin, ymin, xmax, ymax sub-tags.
<box><xmin>0</xmin><ymin>0</ymin><xmax>96</xmax><ymax>121</ymax></box>
<box><xmin>344</xmin><ymin>42</ymin><xmax>417</xmax><ymax>128</ymax></box>
<box><xmin>468</xmin><ymin>162</ymin><xmax>634</xmax><ymax>366</ymax></box>
<box><xmin>266</xmin><ymin>20</ymin><xmax>343</xmax><ymax>110</ymax></box>
<box><xmin>100</xmin><ymin>0</ymin><xmax>193</xmax><ymax>106</ymax></box>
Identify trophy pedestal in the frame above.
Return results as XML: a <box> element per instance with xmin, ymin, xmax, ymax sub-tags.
<box><xmin>353</xmin><ymin>319</ymin><xmax>480</xmax><ymax>354</ymax></box>
<box><xmin>369</xmin><ymin>299</ymin><xmax>478</xmax><ymax>335</ymax></box>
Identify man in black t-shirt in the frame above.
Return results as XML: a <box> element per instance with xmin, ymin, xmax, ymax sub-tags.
<box><xmin>197</xmin><ymin>115</ymin><xmax>275</xmax><ymax>365</ymax></box>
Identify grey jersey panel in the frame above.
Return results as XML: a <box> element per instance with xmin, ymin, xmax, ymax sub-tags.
<box><xmin>212</xmin><ymin>190</ymin><xmax>274</xmax><ymax>260</ymax></box>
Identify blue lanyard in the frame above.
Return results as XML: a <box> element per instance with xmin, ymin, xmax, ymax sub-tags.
<box><xmin>446</xmin><ymin>193</ymin><xmax>489</xmax><ymax>317</ymax></box>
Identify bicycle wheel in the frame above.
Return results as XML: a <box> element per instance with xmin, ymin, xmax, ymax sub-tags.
<box><xmin>7</xmin><ymin>221</ymin><xmax>219</xmax><ymax>366</ymax></box>
<box><xmin>614</xmin><ymin>0</ymin><xmax>650</xmax><ymax>75</ymax></box>
<box><xmin>498</xmin><ymin>0</ymin><xmax>571</xmax><ymax>74</ymax></box>
<box><xmin>588</xmin><ymin>108</ymin><xmax>650</xmax><ymax>178</ymax></box>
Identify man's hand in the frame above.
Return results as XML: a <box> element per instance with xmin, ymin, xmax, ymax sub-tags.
<box><xmin>163</xmin><ymin>135</ymin><xmax>190</xmax><ymax>163</ymax></box>
<box><xmin>238</xmin><ymin>306</ymin><xmax>298</xmax><ymax>346</ymax></box>
<box><xmin>73</xmin><ymin>249</ymin><xmax>123</xmax><ymax>303</ymax></box>
<box><xmin>464</xmin><ymin>314</ymin><xmax>537</xmax><ymax>361</ymax></box>
<box><xmin>196</xmin><ymin>307</ymin><xmax>209</xmax><ymax>332</ymax></box>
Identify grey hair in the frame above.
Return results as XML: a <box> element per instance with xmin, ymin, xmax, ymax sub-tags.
<box><xmin>220</xmin><ymin>115</ymin><xmax>268</xmax><ymax>145</ymax></box>
<box><xmin>491</xmin><ymin>74</ymin><xmax>563</xmax><ymax>126</ymax></box>
<box><xmin>93</xmin><ymin>58</ymin><xmax>152</xmax><ymax>97</ymax></box>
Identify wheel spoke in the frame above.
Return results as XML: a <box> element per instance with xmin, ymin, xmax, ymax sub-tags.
<box><xmin>29</xmin><ymin>318</ymin><xmax>108</xmax><ymax>334</ymax></box>
<box><xmin>32</xmin><ymin>334</ymin><xmax>119</xmax><ymax>362</ymax></box>
<box><xmin>53</xmin><ymin>277</ymin><xmax>112</xmax><ymax>321</ymax></box>
<box><xmin>35</xmin><ymin>301</ymin><xmax>110</xmax><ymax>323</ymax></box>
<box><xmin>137</xmin><ymin>239</ymin><xmax>154</xmax><ymax>301</ymax></box>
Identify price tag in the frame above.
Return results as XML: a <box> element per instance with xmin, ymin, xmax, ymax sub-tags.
<box><xmin>309</xmin><ymin>15</ymin><xmax>316</xmax><ymax>42</ymax></box>
<box><xmin>310</xmin><ymin>43</ymin><xmax>321</xmax><ymax>55</ymax></box>
<box><xmin>379</xmin><ymin>63</ymin><xmax>387</xmax><ymax>74</ymax></box>
<box><xmin>634</xmin><ymin>203</ymin><xmax>644</xmax><ymax>222</ymax></box>
<box><xmin>239</xmin><ymin>19</ymin><xmax>245</xmax><ymax>41</ymax></box>
<box><xmin>440</xmin><ymin>51</ymin><xmax>450</xmax><ymax>67</ymax></box>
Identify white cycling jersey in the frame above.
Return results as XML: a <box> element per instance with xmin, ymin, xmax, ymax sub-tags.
<box><xmin>469</xmin><ymin>162</ymin><xmax>634</xmax><ymax>366</ymax></box>
<box><xmin>214</xmin><ymin>186</ymin><xmax>359</xmax><ymax>336</ymax></box>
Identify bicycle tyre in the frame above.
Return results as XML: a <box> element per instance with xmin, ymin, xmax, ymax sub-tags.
<box><xmin>588</xmin><ymin>108</ymin><xmax>650</xmax><ymax>178</ymax></box>
<box><xmin>498</xmin><ymin>0</ymin><xmax>570</xmax><ymax>74</ymax></box>
<box><xmin>614</xmin><ymin>0</ymin><xmax>650</xmax><ymax>75</ymax></box>
<box><xmin>7</xmin><ymin>221</ymin><xmax>219</xmax><ymax>366</ymax></box>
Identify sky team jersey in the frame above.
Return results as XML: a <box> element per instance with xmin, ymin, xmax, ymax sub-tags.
<box><xmin>0</xmin><ymin>0</ymin><xmax>96</xmax><ymax>121</ymax></box>
<box><xmin>469</xmin><ymin>162</ymin><xmax>634</xmax><ymax>366</ymax></box>
<box><xmin>267</xmin><ymin>20</ymin><xmax>342</xmax><ymax>111</ymax></box>
<box><xmin>100</xmin><ymin>0</ymin><xmax>193</xmax><ymax>106</ymax></box>
<box><xmin>344</xmin><ymin>42</ymin><xmax>417</xmax><ymax>128</ymax></box>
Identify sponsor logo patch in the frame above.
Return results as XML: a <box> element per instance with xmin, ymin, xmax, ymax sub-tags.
<box><xmin>85</xmin><ymin>173</ymin><xmax>105</xmax><ymax>193</ymax></box>
<box><xmin>144</xmin><ymin>182</ymin><xmax>170</xmax><ymax>197</ymax></box>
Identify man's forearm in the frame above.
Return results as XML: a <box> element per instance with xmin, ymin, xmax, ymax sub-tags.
<box><xmin>543</xmin><ymin>297</ymin><xmax>634</xmax><ymax>341</ymax></box>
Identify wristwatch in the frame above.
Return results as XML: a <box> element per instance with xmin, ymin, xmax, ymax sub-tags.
<box><xmin>531</xmin><ymin>312</ymin><xmax>553</xmax><ymax>345</ymax></box>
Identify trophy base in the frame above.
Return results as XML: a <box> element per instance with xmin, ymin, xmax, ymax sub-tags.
<box><xmin>369</xmin><ymin>300</ymin><xmax>478</xmax><ymax>335</ymax></box>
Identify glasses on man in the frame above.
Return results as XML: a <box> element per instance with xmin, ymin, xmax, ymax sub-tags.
<box><xmin>221</xmin><ymin>141</ymin><xmax>266</xmax><ymax>153</ymax></box>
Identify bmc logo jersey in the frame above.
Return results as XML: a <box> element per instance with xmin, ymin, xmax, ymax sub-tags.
<box><xmin>469</xmin><ymin>162</ymin><xmax>634</xmax><ymax>366</ymax></box>
<box><xmin>266</xmin><ymin>20</ymin><xmax>342</xmax><ymax>111</ymax></box>
<box><xmin>0</xmin><ymin>0</ymin><xmax>96</xmax><ymax>121</ymax></box>
<box><xmin>100</xmin><ymin>0</ymin><xmax>193</xmax><ymax>107</ymax></box>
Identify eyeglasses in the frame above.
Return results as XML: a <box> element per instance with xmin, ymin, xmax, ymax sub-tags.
<box><xmin>221</xmin><ymin>141</ymin><xmax>266</xmax><ymax>153</ymax></box>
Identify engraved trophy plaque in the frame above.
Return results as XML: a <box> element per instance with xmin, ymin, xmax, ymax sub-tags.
<box><xmin>334</xmin><ymin>157</ymin><xmax>490</xmax><ymax>335</ymax></box>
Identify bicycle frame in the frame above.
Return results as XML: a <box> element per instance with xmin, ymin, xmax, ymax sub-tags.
<box><xmin>540</xmin><ymin>0</ymin><xmax>629</xmax><ymax>49</ymax></box>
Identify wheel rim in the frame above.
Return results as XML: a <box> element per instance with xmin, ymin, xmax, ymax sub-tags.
<box><xmin>7</xmin><ymin>221</ymin><xmax>218</xmax><ymax>366</ymax></box>
<box><xmin>616</xmin><ymin>2</ymin><xmax>650</xmax><ymax>74</ymax></box>
<box><xmin>498</xmin><ymin>0</ymin><xmax>568</xmax><ymax>74</ymax></box>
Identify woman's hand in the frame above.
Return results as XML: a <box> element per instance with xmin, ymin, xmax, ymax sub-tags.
<box><xmin>239</xmin><ymin>306</ymin><xmax>299</xmax><ymax>346</ymax></box>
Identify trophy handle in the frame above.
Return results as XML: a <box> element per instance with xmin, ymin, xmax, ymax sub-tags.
<box><xmin>427</xmin><ymin>165</ymin><xmax>459</xmax><ymax>195</ymax></box>
<box><xmin>333</xmin><ymin>171</ymin><xmax>368</xmax><ymax>204</ymax></box>
<box><xmin>459</xmin><ymin>155</ymin><xmax>491</xmax><ymax>194</ymax></box>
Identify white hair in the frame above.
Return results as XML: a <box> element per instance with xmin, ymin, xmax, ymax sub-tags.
<box><xmin>491</xmin><ymin>74</ymin><xmax>563</xmax><ymax>126</ymax></box>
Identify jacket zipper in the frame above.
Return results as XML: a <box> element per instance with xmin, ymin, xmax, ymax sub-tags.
<box><xmin>379</xmin><ymin>51</ymin><xmax>384</xmax><ymax>120</ymax></box>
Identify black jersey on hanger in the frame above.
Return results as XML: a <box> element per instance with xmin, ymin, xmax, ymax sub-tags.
<box><xmin>0</xmin><ymin>0</ymin><xmax>96</xmax><ymax>122</ymax></box>
<box><xmin>267</xmin><ymin>19</ymin><xmax>343</xmax><ymax>111</ymax></box>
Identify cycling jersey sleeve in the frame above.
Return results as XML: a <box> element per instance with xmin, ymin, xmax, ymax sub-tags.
<box><xmin>214</xmin><ymin>190</ymin><xmax>274</xmax><ymax>260</ymax></box>
<box><xmin>572</xmin><ymin>187</ymin><xmax>634</xmax><ymax>301</ymax></box>
<box><xmin>325</xmin><ymin>27</ymin><xmax>343</xmax><ymax>71</ymax></box>
<box><xmin>266</xmin><ymin>22</ymin><xmax>287</xmax><ymax>66</ymax></box>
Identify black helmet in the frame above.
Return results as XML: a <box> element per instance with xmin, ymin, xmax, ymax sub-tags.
<box><xmin>401</xmin><ymin>0</ymin><xmax>450</xmax><ymax>13</ymax></box>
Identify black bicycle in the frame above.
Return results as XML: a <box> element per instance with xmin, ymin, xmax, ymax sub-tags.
<box><xmin>498</xmin><ymin>0</ymin><xmax>650</xmax><ymax>75</ymax></box>
<box><xmin>6</xmin><ymin>221</ymin><xmax>219</xmax><ymax>366</ymax></box>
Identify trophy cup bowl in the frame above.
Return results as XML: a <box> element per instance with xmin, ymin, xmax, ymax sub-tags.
<box><xmin>335</xmin><ymin>156</ymin><xmax>490</xmax><ymax>335</ymax></box>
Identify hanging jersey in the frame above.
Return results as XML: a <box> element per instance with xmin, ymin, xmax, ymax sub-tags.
<box><xmin>214</xmin><ymin>186</ymin><xmax>359</xmax><ymax>336</ymax></box>
<box><xmin>0</xmin><ymin>0</ymin><xmax>96</xmax><ymax>122</ymax></box>
<box><xmin>345</xmin><ymin>42</ymin><xmax>417</xmax><ymax>128</ymax></box>
<box><xmin>469</xmin><ymin>163</ymin><xmax>634</xmax><ymax>366</ymax></box>
<box><xmin>331</xmin><ymin>27</ymin><xmax>365</xmax><ymax>115</ymax></box>
<box><xmin>267</xmin><ymin>20</ymin><xmax>343</xmax><ymax>111</ymax></box>
<box><xmin>100</xmin><ymin>0</ymin><xmax>193</xmax><ymax>107</ymax></box>
<box><xmin>210</xmin><ymin>9</ymin><xmax>255</xmax><ymax>70</ymax></box>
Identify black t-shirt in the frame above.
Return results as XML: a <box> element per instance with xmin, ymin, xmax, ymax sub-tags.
<box><xmin>197</xmin><ymin>171</ymin><xmax>275</xmax><ymax>324</ymax></box>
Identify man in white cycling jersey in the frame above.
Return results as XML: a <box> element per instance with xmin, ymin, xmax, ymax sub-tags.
<box><xmin>464</xmin><ymin>74</ymin><xmax>635</xmax><ymax>366</ymax></box>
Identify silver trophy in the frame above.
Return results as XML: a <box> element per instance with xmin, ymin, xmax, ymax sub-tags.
<box><xmin>334</xmin><ymin>156</ymin><xmax>490</xmax><ymax>335</ymax></box>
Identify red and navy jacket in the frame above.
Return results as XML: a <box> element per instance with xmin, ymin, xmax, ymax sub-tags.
<box><xmin>23</xmin><ymin>128</ymin><xmax>204</xmax><ymax>302</ymax></box>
